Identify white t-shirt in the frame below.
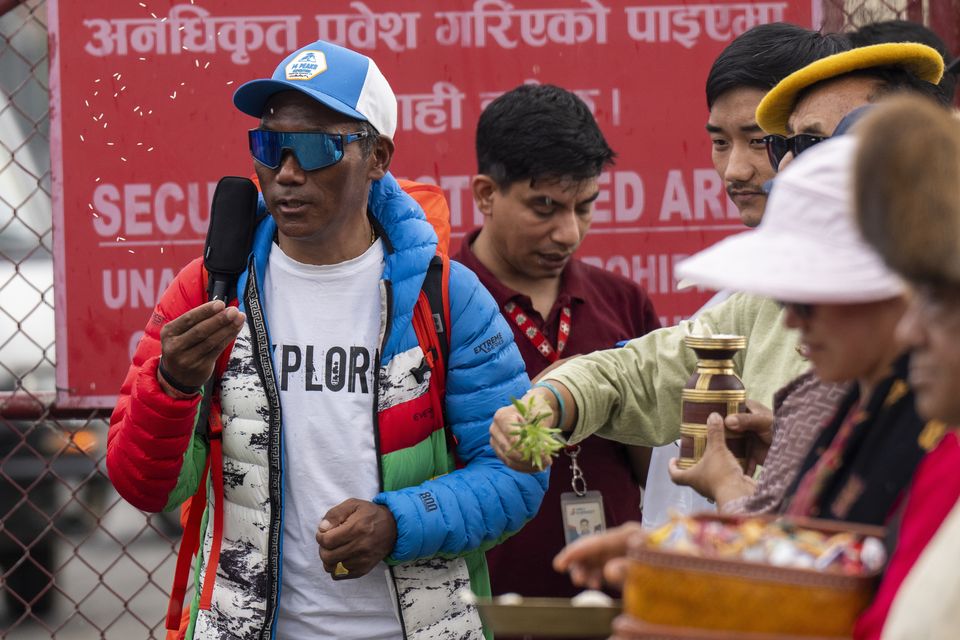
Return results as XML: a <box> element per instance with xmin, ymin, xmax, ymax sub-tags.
<box><xmin>265</xmin><ymin>240</ymin><xmax>401</xmax><ymax>639</ymax></box>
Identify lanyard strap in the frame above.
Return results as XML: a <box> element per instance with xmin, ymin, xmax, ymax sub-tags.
<box><xmin>503</xmin><ymin>300</ymin><xmax>571</xmax><ymax>363</ymax></box>
<box><xmin>565</xmin><ymin>445</ymin><xmax>587</xmax><ymax>496</ymax></box>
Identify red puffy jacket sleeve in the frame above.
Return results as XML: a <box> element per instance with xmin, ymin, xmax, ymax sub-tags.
<box><xmin>107</xmin><ymin>258</ymin><xmax>209</xmax><ymax>512</ymax></box>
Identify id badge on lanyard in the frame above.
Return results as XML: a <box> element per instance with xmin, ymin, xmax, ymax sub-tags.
<box><xmin>560</xmin><ymin>445</ymin><xmax>605</xmax><ymax>545</ymax></box>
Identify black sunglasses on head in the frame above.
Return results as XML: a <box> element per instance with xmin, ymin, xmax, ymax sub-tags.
<box><xmin>763</xmin><ymin>134</ymin><xmax>827</xmax><ymax>171</ymax></box>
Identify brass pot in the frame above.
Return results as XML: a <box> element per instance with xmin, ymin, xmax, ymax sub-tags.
<box><xmin>678</xmin><ymin>335</ymin><xmax>747</xmax><ymax>471</ymax></box>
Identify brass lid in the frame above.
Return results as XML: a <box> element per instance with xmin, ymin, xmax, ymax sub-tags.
<box><xmin>684</xmin><ymin>334</ymin><xmax>747</xmax><ymax>350</ymax></box>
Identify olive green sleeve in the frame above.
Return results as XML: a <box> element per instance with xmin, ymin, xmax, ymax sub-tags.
<box><xmin>544</xmin><ymin>293</ymin><xmax>775</xmax><ymax>446</ymax></box>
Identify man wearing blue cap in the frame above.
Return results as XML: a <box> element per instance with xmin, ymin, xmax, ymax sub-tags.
<box><xmin>107</xmin><ymin>40</ymin><xmax>545</xmax><ymax>640</ymax></box>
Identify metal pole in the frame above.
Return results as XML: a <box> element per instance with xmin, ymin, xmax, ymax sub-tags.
<box><xmin>928</xmin><ymin>0</ymin><xmax>960</xmax><ymax>108</ymax></box>
<box><xmin>820</xmin><ymin>0</ymin><xmax>846</xmax><ymax>33</ymax></box>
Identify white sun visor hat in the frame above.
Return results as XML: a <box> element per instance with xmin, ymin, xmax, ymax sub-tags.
<box><xmin>675</xmin><ymin>136</ymin><xmax>905</xmax><ymax>304</ymax></box>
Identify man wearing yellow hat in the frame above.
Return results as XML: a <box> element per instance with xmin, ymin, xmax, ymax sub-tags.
<box><xmin>757</xmin><ymin>42</ymin><xmax>946</xmax><ymax>172</ymax></box>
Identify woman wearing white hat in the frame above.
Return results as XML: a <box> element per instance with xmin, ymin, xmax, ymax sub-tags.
<box><xmin>666</xmin><ymin>135</ymin><xmax>942</xmax><ymax>526</ymax></box>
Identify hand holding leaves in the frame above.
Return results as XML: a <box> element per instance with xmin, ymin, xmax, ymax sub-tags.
<box><xmin>509</xmin><ymin>395</ymin><xmax>563</xmax><ymax>471</ymax></box>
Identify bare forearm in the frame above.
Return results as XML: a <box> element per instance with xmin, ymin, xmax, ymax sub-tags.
<box><xmin>713</xmin><ymin>474</ymin><xmax>757</xmax><ymax>511</ymax></box>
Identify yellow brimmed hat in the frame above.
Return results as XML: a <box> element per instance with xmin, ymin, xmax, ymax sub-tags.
<box><xmin>756</xmin><ymin>42</ymin><xmax>944</xmax><ymax>135</ymax></box>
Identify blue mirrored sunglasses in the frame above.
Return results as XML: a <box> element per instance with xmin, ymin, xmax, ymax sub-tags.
<box><xmin>248</xmin><ymin>129</ymin><xmax>369</xmax><ymax>171</ymax></box>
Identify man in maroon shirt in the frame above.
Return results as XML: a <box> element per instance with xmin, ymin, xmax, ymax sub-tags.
<box><xmin>453</xmin><ymin>84</ymin><xmax>660</xmax><ymax>630</ymax></box>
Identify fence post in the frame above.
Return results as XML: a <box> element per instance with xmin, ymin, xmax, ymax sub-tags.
<box><xmin>928</xmin><ymin>0</ymin><xmax>960</xmax><ymax>107</ymax></box>
<box><xmin>819</xmin><ymin>0</ymin><xmax>846</xmax><ymax>32</ymax></box>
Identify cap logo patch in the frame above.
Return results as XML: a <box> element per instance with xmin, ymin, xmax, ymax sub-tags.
<box><xmin>285</xmin><ymin>50</ymin><xmax>327</xmax><ymax>81</ymax></box>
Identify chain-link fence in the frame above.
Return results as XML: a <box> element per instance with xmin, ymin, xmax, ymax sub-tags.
<box><xmin>821</xmin><ymin>0</ymin><xmax>919</xmax><ymax>31</ymax></box>
<box><xmin>0</xmin><ymin>0</ymin><xmax>957</xmax><ymax>638</ymax></box>
<box><xmin>1</xmin><ymin>1</ymin><xmax>182</xmax><ymax>638</ymax></box>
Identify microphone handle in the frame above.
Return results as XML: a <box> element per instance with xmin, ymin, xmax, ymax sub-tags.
<box><xmin>210</xmin><ymin>278</ymin><xmax>229</xmax><ymax>303</ymax></box>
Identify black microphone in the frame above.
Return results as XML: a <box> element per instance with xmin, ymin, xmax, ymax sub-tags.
<box><xmin>204</xmin><ymin>176</ymin><xmax>259</xmax><ymax>302</ymax></box>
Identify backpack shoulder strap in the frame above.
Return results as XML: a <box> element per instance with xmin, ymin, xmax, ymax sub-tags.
<box><xmin>421</xmin><ymin>253</ymin><xmax>451</xmax><ymax>363</ymax></box>
<box><xmin>167</xmin><ymin>271</ymin><xmax>238</xmax><ymax>631</ymax></box>
<box><xmin>411</xmin><ymin>252</ymin><xmax>450</xmax><ymax>387</ymax></box>
<box><xmin>411</xmin><ymin>252</ymin><xmax>459</xmax><ymax>465</ymax></box>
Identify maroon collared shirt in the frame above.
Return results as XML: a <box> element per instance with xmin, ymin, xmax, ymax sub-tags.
<box><xmin>455</xmin><ymin>229</ymin><xmax>660</xmax><ymax>378</ymax></box>
<box><xmin>454</xmin><ymin>229</ymin><xmax>661</xmax><ymax>611</ymax></box>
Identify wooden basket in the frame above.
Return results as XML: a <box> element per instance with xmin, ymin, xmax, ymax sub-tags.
<box><xmin>623</xmin><ymin>515</ymin><xmax>883</xmax><ymax>637</ymax></box>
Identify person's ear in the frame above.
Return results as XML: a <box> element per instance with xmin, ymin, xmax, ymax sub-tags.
<box><xmin>368</xmin><ymin>135</ymin><xmax>394</xmax><ymax>181</ymax></box>
<box><xmin>472</xmin><ymin>174</ymin><xmax>498</xmax><ymax>218</ymax></box>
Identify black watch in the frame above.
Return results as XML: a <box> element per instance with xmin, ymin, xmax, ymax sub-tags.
<box><xmin>158</xmin><ymin>360</ymin><xmax>203</xmax><ymax>395</ymax></box>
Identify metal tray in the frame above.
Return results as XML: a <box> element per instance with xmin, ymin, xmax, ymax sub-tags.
<box><xmin>475</xmin><ymin>596</ymin><xmax>620</xmax><ymax>638</ymax></box>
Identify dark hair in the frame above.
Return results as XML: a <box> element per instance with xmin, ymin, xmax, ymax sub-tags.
<box><xmin>861</xmin><ymin>65</ymin><xmax>951</xmax><ymax>106</ymax></box>
<box><xmin>850</xmin><ymin>20</ymin><xmax>956</xmax><ymax>103</ymax></box>
<box><xmin>357</xmin><ymin>120</ymin><xmax>379</xmax><ymax>157</ymax></box>
<box><xmin>706</xmin><ymin>23</ymin><xmax>851</xmax><ymax>108</ymax></box>
<box><xmin>476</xmin><ymin>84</ymin><xmax>615</xmax><ymax>188</ymax></box>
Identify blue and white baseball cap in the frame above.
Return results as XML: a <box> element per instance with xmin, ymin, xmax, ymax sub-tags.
<box><xmin>233</xmin><ymin>40</ymin><xmax>397</xmax><ymax>138</ymax></box>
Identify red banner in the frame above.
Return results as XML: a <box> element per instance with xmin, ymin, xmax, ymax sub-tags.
<box><xmin>49</xmin><ymin>0</ymin><xmax>813</xmax><ymax>407</ymax></box>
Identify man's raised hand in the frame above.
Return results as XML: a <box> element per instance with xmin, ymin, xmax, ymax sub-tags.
<box><xmin>159</xmin><ymin>300</ymin><xmax>246</xmax><ymax>389</ymax></box>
